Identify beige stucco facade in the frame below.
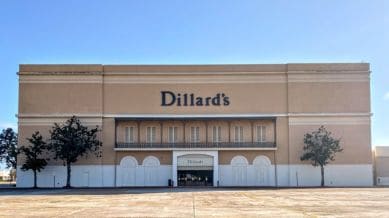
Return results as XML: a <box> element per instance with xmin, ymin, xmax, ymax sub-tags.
<box><xmin>16</xmin><ymin>63</ymin><xmax>373</xmax><ymax>187</ymax></box>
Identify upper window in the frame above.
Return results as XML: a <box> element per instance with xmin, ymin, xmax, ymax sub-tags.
<box><xmin>125</xmin><ymin>126</ymin><xmax>134</xmax><ymax>143</ymax></box>
<box><xmin>212</xmin><ymin>126</ymin><xmax>221</xmax><ymax>143</ymax></box>
<box><xmin>168</xmin><ymin>126</ymin><xmax>178</xmax><ymax>143</ymax></box>
<box><xmin>190</xmin><ymin>126</ymin><xmax>200</xmax><ymax>143</ymax></box>
<box><xmin>234</xmin><ymin>126</ymin><xmax>244</xmax><ymax>143</ymax></box>
<box><xmin>256</xmin><ymin>125</ymin><xmax>266</xmax><ymax>142</ymax></box>
<box><xmin>146</xmin><ymin>126</ymin><xmax>157</xmax><ymax>143</ymax></box>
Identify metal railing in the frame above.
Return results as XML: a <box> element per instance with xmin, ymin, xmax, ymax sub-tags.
<box><xmin>115</xmin><ymin>142</ymin><xmax>276</xmax><ymax>149</ymax></box>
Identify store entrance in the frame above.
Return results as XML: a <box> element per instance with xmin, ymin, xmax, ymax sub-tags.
<box><xmin>177</xmin><ymin>170</ymin><xmax>213</xmax><ymax>186</ymax></box>
<box><xmin>177</xmin><ymin>154</ymin><xmax>214</xmax><ymax>187</ymax></box>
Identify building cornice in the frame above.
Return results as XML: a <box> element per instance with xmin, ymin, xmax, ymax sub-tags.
<box><xmin>18</xmin><ymin>63</ymin><xmax>370</xmax><ymax>75</ymax></box>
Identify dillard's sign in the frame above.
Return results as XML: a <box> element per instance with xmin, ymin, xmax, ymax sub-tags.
<box><xmin>161</xmin><ymin>91</ymin><xmax>230</xmax><ymax>107</ymax></box>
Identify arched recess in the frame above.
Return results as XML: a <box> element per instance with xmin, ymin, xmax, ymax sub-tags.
<box><xmin>230</xmin><ymin>155</ymin><xmax>248</xmax><ymax>186</ymax></box>
<box><xmin>119</xmin><ymin>156</ymin><xmax>138</xmax><ymax>186</ymax></box>
<box><xmin>253</xmin><ymin>155</ymin><xmax>271</xmax><ymax>186</ymax></box>
<box><xmin>143</xmin><ymin>156</ymin><xmax>160</xmax><ymax>186</ymax></box>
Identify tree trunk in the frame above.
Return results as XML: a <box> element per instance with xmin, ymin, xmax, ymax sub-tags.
<box><xmin>320</xmin><ymin>165</ymin><xmax>325</xmax><ymax>187</ymax></box>
<box><xmin>66</xmin><ymin>162</ymin><xmax>71</xmax><ymax>188</ymax></box>
<box><xmin>33</xmin><ymin>170</ymin><xmax>37</xmax><ymax>189</ymax></box>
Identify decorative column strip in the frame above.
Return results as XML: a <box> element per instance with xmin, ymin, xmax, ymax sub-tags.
<box><xmin>251</xmin><ymin>121</ymin><xmax>254</xmax><ymax>143</ymax></box>
<box><xmin>160</xmin><ymin>122</ymin><xmax>163</xmax><ymax>143</ymax></box>
<box><xmin>205</xmin><ymin>121</ymin><xmax>208</xmax><ymax>144</ymax></box>
<box><xmin>137</xmin><ymin>121</ymin><xmax>141</xmax><ymax>143</ymax></box>
<box><xmin>183</xmin><ymin>120</ymin><xmax>186</xmax><ymax>143</ymax></box>
<box><xmin>228</xmin><ymin>121</ymin><xmax>231</xmax><ymax>142</ymax></box>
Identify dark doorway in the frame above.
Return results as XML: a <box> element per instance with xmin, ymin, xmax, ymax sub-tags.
<box><xmin>177</xmin><ymin>170</ymin><xmax>213</xmax><ymax>186</ymax></box>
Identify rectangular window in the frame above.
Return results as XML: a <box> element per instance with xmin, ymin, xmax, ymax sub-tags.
<box><xmin>256</xmin><ymin>125</ymin><xmax>266</xmax><ymax>142</ymax></box>
<box><xmin>234</xmin><ymin>126</ymin><xmax>244</xmax><ymax>142</ymax></box>
<box><xmin>146</xmin><ymin>126</ymin><xmax>156</xmax><ymax>143</ymax></box>
<box><xmin>212</xmin><ymin>126</ymin><xmax>221</xmax><ymax>143</ymax></box>
<box><xmin>125</xmin><ymin>126</ymin><xmax>134</xmax><ymax>143</ymax></box>
<box><xmin>190</xmin><ymin>126</ymin><xmax>200</xmax><ymax>143</ymax></box>
<box><xmin>168</xmin><ymin>126</ymin><xmax>178</xmax><ymax>143</ymax></box>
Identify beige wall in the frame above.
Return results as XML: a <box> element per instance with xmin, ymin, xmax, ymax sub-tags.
<box><xmin>18</xmin><ymin>121</ymin><xmax>103</xmax><ymax>165</ymax></box>
<box><xmin>288</xmin><ymin>123</ymin><xmax>372</xmax><ymax>164</ymax></box>
<box><xmin>18</xmin><ymin>64</ymin><xmax>370</xmax><ymax>116</ymax></box>
<box><xmin>103</xmin><ymin>83</ymin><xmax>287</xmax><ymax>114</ymax></box>
<box><xmin>17</xmin><ymin>125</ymin><xmax>52</xmax><ymax>165</ymax></box>
<box><xmin>274</xmin><ymin>117</ymin><xmax>290</xmax><ymax>164</ymax></box>
<box><xmin>288</xmin><ymin>82</ymin><xmax>370</xmax><ymax>113</ymax></box>
<box><xmin>17</xmin><ymin>63</ymin><xmax>372</xmax><ymax>167</ymax></box>
<box><xmin>19</xmin><ymin>82</ymin><xmax>103</xmax><ymax>115</ymax></box>
<box><xmin>102</xmin><ymin>118</ymin><xmax>116</xmax><ymax>165</ymax></box>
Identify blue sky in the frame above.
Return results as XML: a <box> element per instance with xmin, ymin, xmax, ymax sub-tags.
<box><xmin>0</xmin><ymin>0</ymin><xmax>388</xmax><ymax>151</ymax></box>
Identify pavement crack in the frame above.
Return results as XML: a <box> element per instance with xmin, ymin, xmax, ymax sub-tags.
<box><xmin>192</xmin><ymin>192</ymin><xmax>196</xmax><ymax>218</ymax></box>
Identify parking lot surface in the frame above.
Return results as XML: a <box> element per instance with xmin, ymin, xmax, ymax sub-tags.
<box><xmin>0</xmin><ymin>187</ymin><xmax>388</xmax><ymax>217</ymax></box>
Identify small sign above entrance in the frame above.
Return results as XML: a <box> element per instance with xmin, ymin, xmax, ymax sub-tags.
<box><xmin>177</xmin><ymin>154</ymin><xmax>213</xmax><ymax>171</ymax></box>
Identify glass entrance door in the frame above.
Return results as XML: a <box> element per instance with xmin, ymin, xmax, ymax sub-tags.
<box><xmin>177</xmin><ymin>170</ymin><xmax>213</xmax><ymax>186</ymax></box>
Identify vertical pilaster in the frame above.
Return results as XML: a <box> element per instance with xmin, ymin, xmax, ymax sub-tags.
<box><xmin>251</xmin><ymin>121</ymin><xmax>254</xmax><ymax>143</ymax></box>
<box><xmin>160</xmin><ymin>122</ymin><xmax>163</xmax><ymax>143</ymax></box>
<box><xmin>137</xmin><ymin>121</ymin><xmax>141</xmax><ymax>143</ymax></box>
<box><xmin>228</xmin><ymin>121</ymin><xmax>231</xmax><ymax>142</ymax></box>
<box><xmin>183</xmin><ymin>121</ymin><xmax>186</xmax><ymax>143</ymax></box>
<box><xmin>205</xmin><ymin>121</ymin><xmax>208</xmax><ymax>144</ymax></box>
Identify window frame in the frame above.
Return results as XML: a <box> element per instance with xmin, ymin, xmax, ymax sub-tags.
<box><xmin>168</xmin><ymin>126</ymin><xmax>178</xmax><ymax>143</ymax></box>
<box><xmin>125</xmin><ymin>126</ymin><xmax>135</xmax><ymax>143</ymax></box>
<box><xmin>234</xmin><ymin>126</ymin><xmax>244</xmax><ymax>143</ymax></box>
<box><xmin>256</xmin><ymin>125</ymin><xmax>266</xmax><ymax>142</ymax></box>
<box><xmin>146</xmin><ymin>126</ymin><xmax>157</xmax><ymax>143</ymax></box>
<box><xmin>212</xmin><ymin>126</ymin><xmax>222</xmax><ymax>143</ymax></box>
<box><xmin>190</xmin><ymin>126</ymin><xmax>200</xmax><ymax>143</ymax></box>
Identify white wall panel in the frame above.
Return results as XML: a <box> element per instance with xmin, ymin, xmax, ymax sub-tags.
<box><xmin>16</xmin><ymin>164</ymin><xmax>373</xmax><ymax>187</ymax></box>
<box><xmin>288</xmin><ymin>165</ymin><xmax>321</xmax><ymax>187</ymax></box>
<box><xmin>324</xmin><ymin>164</ymin><xmax>373</xmax><ymax>186</ymax></box>
<box><xmin>116</xmin><ymin>165</ymin><xmax>172</xmax><ymax>187</ymax></box>
<box><xmin>101</xmin><ymin>165</ymin><xmax>115</xmax><ymax>187</ymax></box>
<box><xmin>219</xmin><ymin>165</ymin><xmax>275</xmax><ymax>186</ymax></box>
<box><xmin>275</xmin><ymin>165</ymin><xmax>289</xmax><ymax>186</ymax></box>
<box><xmin>283</xmin><ymin>164</ymin><xmax>373</xmax><ymax>187</ymax></box>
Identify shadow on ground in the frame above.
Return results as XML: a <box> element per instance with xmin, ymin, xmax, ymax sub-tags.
<box><xmin>0</xmin><ymin>186</ymin><xmax>386</xmax><ymax>196</ymax></box>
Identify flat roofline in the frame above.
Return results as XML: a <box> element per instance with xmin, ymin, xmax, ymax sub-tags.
<box><xmin>18</xmin><ymin>63</ymin><xmax>370</xmax><ymax>73</ymax></box>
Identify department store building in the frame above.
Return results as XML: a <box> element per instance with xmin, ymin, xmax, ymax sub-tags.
<box><xmin>16</xmin><ymin>63</ymin><xmax>373</xmax><ymax>187</ymax></box>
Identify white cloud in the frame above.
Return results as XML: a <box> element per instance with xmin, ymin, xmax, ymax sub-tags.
<box><xmin>0</xmin><ymin>122</ymin><xmax>17</xmax><ymax>131</ymax></box>
<box><xmin>384</xmin><ymin>92</ymin><xmax>389</xmax><ymax>101</ymax></box>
